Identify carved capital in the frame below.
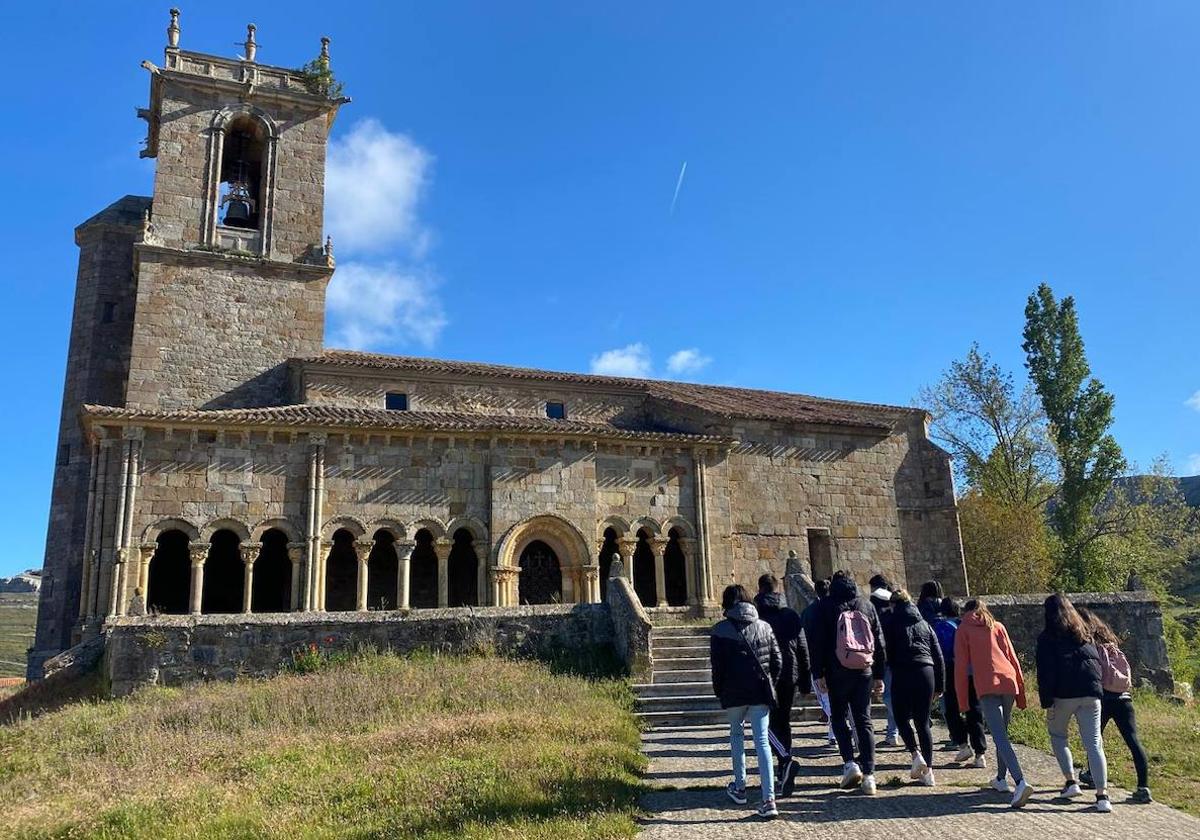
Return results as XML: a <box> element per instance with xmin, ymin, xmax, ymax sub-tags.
<box><xmin>240</xmin><ymin>543</ymin><xmax>261</xmax><ymax>565</ymax></box>
<box><xmin>189</xmin><ymin>543</ymin><xmax>209</xmax><ymax>566</ymax></box>
<box><xmin>354</xmin><ymin>540</ymin><xmax>375</xmax><ymax>556</ymax></box>
<box><xmin>115</xmin><ymin>547</ymin><xmax>131</xmax><ymax>566</ymax></box>
<box><xmin>286</xmin><ymin>542</ymin><xmax>305</xmax><ymax>564</ymax></box>
<box><xmin>396</xmin><ymin>542</ymin><xmax>416</xmax><ymax>560</ymax></box>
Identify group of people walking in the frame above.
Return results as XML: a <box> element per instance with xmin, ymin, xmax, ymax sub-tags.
<box><xmin>708</xmin><ymin>571</ymin><xmax>1152</xmax><ymax>820</ymax></box>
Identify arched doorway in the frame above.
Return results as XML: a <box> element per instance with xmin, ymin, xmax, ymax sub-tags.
<box><xmin>146</xmin><ymin>529</ymin><xmax>190</xmax><ymax>614</ymax></box>
<box><xmin>367</xmin><ymin>530</ymin><xmax>399</xmax><ymax>610</ymax></box>
<box><xmin>324</xmin><ymin>529</ymin><xmax>358</xmax><ymax>611</ymax></box>
<box><xmin>447</xmin><ymin>528</ymin><xmax>478</xmax><ymax>607</ymax></box>
<box><xmin>410</xmin><ymin>528</ymin><xmax>438</xmax><ymax>608</ymax></box>
<box><xmin>202</xmin><ymin>529</ymin><xmax>244</xmax><ymax>614</ymax></box>
<box><xmin>598</xmin><ymin>526</ymin><xmax>620</xmax><ymax>602</ymax></box>
<box><xmin>252</xmin><ymin>528</ymin><xmax>291</xmax><ymax>613</ymax></box>
<box><xmin>519</xmin><ymin>540</ymin><xmax>562</xmax><ymax>605</ymax></box>
<box><xmin>664</xmin><ymin>528</ymin><xmax>688</xmax><ymax>606</ymax></box>
<box><xmin>633</xmin><ymin>529</ymin><xmax>657</xmax><ymax>607</ymax></box>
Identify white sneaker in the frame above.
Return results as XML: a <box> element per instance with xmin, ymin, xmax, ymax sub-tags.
<box><xmin>910</xmin><ymin>752</ymin><xmax>929</xmax><ymax>780</ymax></box>
<box><xmin>841</xmin><ymin>761</ymin><xmax>863</xmax><ymax>789</ymax></box>
<box><xmin>882</xmin><ymin>735</ymin><xmax>901</xmax><ymax>748</ymax></box>
<box><xmin>993</xmin><ymin>778</ymin><xmax>1012</xmax><ymax>794</ymax></box>
<box><xmin>1011</xmin><ymin>779</ymin><xmax>1033</xmax><ymax>809</ymax></box>
<box><xmin>954</xmin><ymin>745</ymin><xmax>975</xmax><ymax>763</ymax></box>
<box><xmin>1060</xmin><ymin>781</ymin><xmax>1083</xmax><ymax>799</ymax></box>
<box><xmin>862</xmin><ymin>774</ymin><xmax>877</xmax><ymax>796</ymax></box>
<box><xmin>921</xmin><ymin>768</ymin><xmax>936</xmax><ymax>787</ymax></box>
<box><xmin>973</xmin><ymin>754</ymin><xmax>987</xmax><ymax>769</ymax></box>
<box><xmin>1096</xmin><ymin>795</ymin><xmax>1112</xmax><ymax>814</ymax></box>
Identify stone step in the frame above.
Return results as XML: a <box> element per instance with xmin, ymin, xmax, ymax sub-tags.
<box><xmin>633</xmin><ymin>680</ymin><xmax>711</xmax><ymax>698</ymax></box>
<box><xmin>651</xmin><ymin>667</ymin><xmax>711</xmax><ymax>684</ymax></box>
<box><xmin>651</xmin><ymin>625</ymin><xmax>710</xmax><ymax>638</ymax></box>
<box><xmin>651</xmin><ymin>634</ymin><xmax>710</xmax><ymax>649</ymax></box>
<box><xmin>650</xmin><ymin>643</ymin><xmax>709</xmax><ymax>659</ymax></box>
<box><xmin>651</xmin><ymin>655</ymin><xmax>709</xmax><ymax>672</ymax></box>
<box><xmin>636</xmin><ymin>693</ymin><xmax>723</xmax><ymax>712</ymax></box>
<box><xmin>637</xmin><ymin>703</ymin><xmax>887</xmax><ymax>729</ymax></box>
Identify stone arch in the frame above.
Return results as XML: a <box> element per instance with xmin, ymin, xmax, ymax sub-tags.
<box><xmin>366</xmin><ymin>518</ymin><xmax>407</xmax><ymax>543</ymax></box>
<box><xmin>631</xmin><ymin>517</ymin><xmax>662</xmax><ymax>538</ymax></box>
<box><xmin>250</xmin><ymin>517</ymin><xmax>301</xmax><ymax>544</ymax></box>
<box><xmin>445</xmin><ymin>516</ymin><xmax>488</xmax><ymax>545</ymax></box>
<box><xmin>632</xmin><ymin>527</ymin><xmax>658</xmax><ymax>607</ymax></box>
<box><xmin>210</xmin><ymin>105</ymin><xmax>281</xmax><ymax>140</ymax></box>
<box><xmin>447</xmin><ymin>527</ymin><xmax>480</xmax><ymax>607</ymax></box>
<box><xmin>321</xmin><ymin>516</ymin><xmax>367</xmax><ymax>541</ymax></box>
<box><xmin>200</xmin><ymin>517</ymin><xmax>251</xmax><ymax>544</ymax></box>
<box><xmin>598</xmin><ymin>525</ymin><xmax>621</xmax><ymax>602</ymax></box>
<box><xmin>409</xmin><ymin>518</ymin><xmax>448</xmax><ymax>542</ymax></box>
<box><xmin>141</xmin><ymin>517</ymin><xmax>200</xmax><ymax>545</ymax></box>
<box><xmin>324</xmin><ymin>528</ymin><xmax>359</xmax><ymax>611</ymax></box>
<box><xmin>497</xmin><ymin>514</ymin><xmax>591</xmax><ymax>572</ymax></box>
<box><xmin>252</xmin><ymin>528</ymin><xmax>292</xmax><ymax>613</ymax></box>
<box><xmin>598</xmin><ymin>515</ymin><xmax>631</xmax><ymax>541</ymax></box>
<box><xmin>366</xmin><ymin>528</ymin><xmax>399</xmax><ymax>611</ymax></box>
<box><xmin>146</xmin><ymin>528</ymin><xmax>191</xmax><ymax>615</ymax></box>
<box><xmin>409</xmin><ymin>528</ymin><xmax>439</xmax><ymax>609</ymax></box>
<box><xmin>663</xmin><ymin>517</ymin><xmax>696</xmax><ymax>539</ymax></box>
<box><xmin>663</xmin><ymin>527</ymin><xmax>689</xmax><ymax>607</ymax></box>
<box><xmin>202</xmin><ymin>528</ymin><xmax>244</xmax><ymax>614</ymax></box>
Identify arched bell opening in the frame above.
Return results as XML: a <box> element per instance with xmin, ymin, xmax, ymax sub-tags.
<box><xmin>218</xmin><ymin>115</ymin><xmax>266</xmax><ymax>230</ymax></box>
<box><xmin>410</xmin><ymin>528</ymin><xmax>439</xmax><ymax>609</ymax></box>
<box><xmin>252</xmin><ymin>528</ymin><xmax>292</xmax><ymax>613</ymax></box>
<box><xmin>202</xmin><ymin>529</ymin><xmax>244</xmax><ymax>614</ymax></box>
<box><xmin>447</xmin><ymin>528</ymin><xmax>479</xmax><ymax>607</ymax></box>
<box><xmin>146</xmin><ymin>529</ymin><xmax>190</xmax><ymax>615</ymax></box>
<box><xmin>367</xmin><ymin>529</ymin><xmax>399</xmax><ymax>610</ymax></box>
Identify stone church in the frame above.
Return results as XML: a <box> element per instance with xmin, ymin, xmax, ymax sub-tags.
<box><xmin>28</xmin><ymin>10</ymin><xmax>967</xmax><ymax>678</ymax></box>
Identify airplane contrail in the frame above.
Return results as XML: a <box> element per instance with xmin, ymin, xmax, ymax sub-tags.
<box><xmin>670</xmin><ymin>161</ymin><xmax>688</xmax><ymax>216</ymax></box>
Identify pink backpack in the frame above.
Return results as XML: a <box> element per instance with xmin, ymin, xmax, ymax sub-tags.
<box><xmin>836</xmin><ymin>609</ymin><xmax>875</xmax><ymax>670</ymax></box>
<box><xmin>1098</xmin><ymin>643</ymin><xmax>1132</xmax><ymax>694</ymax></box>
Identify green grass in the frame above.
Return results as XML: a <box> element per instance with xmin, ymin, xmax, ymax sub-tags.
<box><xmin>0</xmin><ymin>652</ymin><xmax>646</xmax><ymax>839</ymax></box>
<box><xmin>1008</xmin><ymin>673</ymin><xmax>1200</xmax><ymax>816</ymax></box>
<box><xmin>0</xmin><ymin>592</ymin><xmax>37</xmax><ymax>678</ymax></box>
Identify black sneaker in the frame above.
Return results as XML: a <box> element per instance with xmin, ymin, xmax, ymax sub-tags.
<box><xmin>1079</xmin><ymin>769</ymin><xmax>1095</xmax><ymax>789</ymax></box>
<box><xmin>1130</xmin><ymin>788</ymin><xmax>1154</xmax><ymax>804</ymax></box>
<box><xmin>780</xmin><ymin>758</ymin><xmax>801</xmax><ymax>798</ymax></box>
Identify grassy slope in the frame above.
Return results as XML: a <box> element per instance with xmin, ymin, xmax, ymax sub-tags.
<box><xmin>1008</xmin><ymin>674</ymin><xmax>1200</xmax><ymax>816</ymax></box>
<box><xmin>0</xmin><ymin>653</ymin><xmax>646</xmax><ymax>840</ymax></box>
<box><xmin>0</xmin><ymin>592</ymin><xmax>37</xmax><ymax>678</ymax></box>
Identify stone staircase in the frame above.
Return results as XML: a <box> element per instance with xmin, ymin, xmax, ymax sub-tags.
<box><xmin>633</xmin><ymin>612</ymin><xmax>884</xmax><ymax>729</ymax></box>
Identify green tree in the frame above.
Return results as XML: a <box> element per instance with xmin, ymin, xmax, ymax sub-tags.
<box><xmin>957</xmin><ymin>489</ymin><xmax>1055</xmax><ymax>594</ymax></box>
<box><xmin>1022</xmin><ymin>283</ymin><xmax>1126</xmax><ymax>588</ymax></box>
<box><xmin>917</xmin><ymin>343</ymin><xmax>1057</xmax><ymax>505</ymax></box>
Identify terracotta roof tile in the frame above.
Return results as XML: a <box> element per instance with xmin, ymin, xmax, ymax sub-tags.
<box><xmin>80</xmin><ymin>404</ymin><xmax>732</xmax><ymax>444</ymax></box>
<box><xmin>297</xmin><ymin>350</ymin><xmax>911</xmax><ymax>430</ymax></box>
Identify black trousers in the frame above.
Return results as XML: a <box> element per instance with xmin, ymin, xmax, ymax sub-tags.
<box><xmin>891</xmin><ymin>665</ymin><xmax>935</xmax><ymax>766</ymax></box>
<box><xmin>769</xmin><ymin>680</ymin><xmax>796</xmax><ymax>770</ymax></box>
<box><xmin>943</xmin><ymin>664</ymin><xmax>987</xmax><ymax>756</ymax></box>
<box><xmin>829</xmin><ymin>671</ymin><xmax>875</xmax><ymax>774</ymax></box>
<box><xmin>1101</xmin><ymin>692</ymin><xmax>1149</xmax><ymax>789</ymax></box>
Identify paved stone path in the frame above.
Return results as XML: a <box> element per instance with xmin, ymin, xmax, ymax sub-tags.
<box><xmin>638</xmin><ymin>719</ymin><xmax>1200</xmax><ymax>838</ymax></box>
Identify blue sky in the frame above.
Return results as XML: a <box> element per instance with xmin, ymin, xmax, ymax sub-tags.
<box><xmin>2</xmin><ymin>2</ymin><xmax>1198</xmax><ymax>576</ymax></box>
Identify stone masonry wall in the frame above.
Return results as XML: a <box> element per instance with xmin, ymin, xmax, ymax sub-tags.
<box><xmin>102</xmin><ymin>605</ymin><xmax>613</xmax><ymax>696</ymax></box>
<box><xmin>124</xmin><ymin>254</ymin><xmax>328</xmax><ymax>410</ymax></box>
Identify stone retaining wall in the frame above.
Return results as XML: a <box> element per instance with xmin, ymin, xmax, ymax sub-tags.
<box><xmin>102</xmin><ymin>604</ymin><xmax>612</xmax><ymax>697</ymax></box>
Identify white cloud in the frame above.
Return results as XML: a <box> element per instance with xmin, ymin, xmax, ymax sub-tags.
<box><xmin>1186</xmin><ymin>390</ymin><xmax>1200</xmax><ymax>413</ymax></box>
<box><xmin>590</xmin><ymin>344</ymin><xmax>653</xmax><ymax>378</ymax></box>
<box><xmin>326</xmin><ymin>261</ymin><xmax>446</xmax><ymax>350</ymax></box>
<box><xmin>325</xmin><ymin>119</ymin><xmax>432</xmax><ymax>255</ymax></box>
<box><xmin>666</xmin><ymin>348</ymin><xmax>712</xmax><ymax>376</ymax></box>
<box><xmin>1186</xmin><ymin>454</ymin><xmax>1200</xmax><ymax>476</ymax></box>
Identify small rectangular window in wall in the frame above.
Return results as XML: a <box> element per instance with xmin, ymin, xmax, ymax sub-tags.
<box><xmin>101</xmin><ymin>302</ymin><xmax>117</xmax><ymax>323</ymax></box>
<box><xmin>545</xmin><ymin>401</ymin><xmax>566</xmax><ymax>420</ymax></box>
<box><xmin>385</xmin><ymin>392</ymin><xmax>409</xmax><ymax>411</ymax></box>
<box><xmin>807</xmin><ymin>529</ymin><xmax>833</xmax><ymax>582</ymax></box>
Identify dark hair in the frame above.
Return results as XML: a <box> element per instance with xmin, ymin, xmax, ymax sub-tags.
<box><xmin>1044</xmin><ymin>593</ymin><xmax>1091</xmax><ymax>644</ymax></box>
<box><xmin>920</xmin><ymin>580</ymin><xmax>943</xmax><ymax>602</ymax></box>
<box><xmin>1077</xmin><ymin>606</ymin><xmax>1120</xmax><ymax>647</ymax></box>
<box><xmin>722</xmin><ymin>584</ymin><xmax>753</xmax><ymax>611</ymax></box>
<box><xmin>939</xmin><ymin>596</ymin><xmax>961</xmax><ymax>618</ymax></box>
<box><xmin>869</xmin><ymin>574</ymin><xmax>890</xmax><ymax>591</ymax></box>
<box><xmin>814</xmin><ymin>578</ymin><xmax>830</xmax><ymax>598</ymax></box>
<box><xmin>758</xmin><ymin>573</ymin><xmax>779</xmax><ymax>594</ymax></box>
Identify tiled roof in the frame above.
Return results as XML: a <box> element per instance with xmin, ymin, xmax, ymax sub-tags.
<box><xmin>76</xmin><ymin>195</ymin><xmax>152</xmax><ymax>232</ymax></box>
<box><xmin>80</xmin><ymin>404</ymin><xmax>732</xmax><ymax>444</ymax></box>
<box><xmin>298</xmin><ymin>350</ymin><xmax>912</xmax><ymax>430</ymax></box>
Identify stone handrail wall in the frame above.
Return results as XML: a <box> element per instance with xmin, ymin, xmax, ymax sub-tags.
<box><xmin>976</xmin><ymin>592</ymin><xmax>1173</xmax><ymax>693</ymax></box>
<box><xmin>606</xmin><ymin>559</ymin><xmax>652</xmax><ymax>680</ymax></box>
<box><xmin>102</xmin><ymin>604</ymin><xmax>612</xmax><ymax>697</ymax></box>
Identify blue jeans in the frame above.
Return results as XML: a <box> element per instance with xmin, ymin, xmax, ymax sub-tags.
<box><xmin>882</xmin><ymin>667</ymin><xmax>898</xmax><ymax>740</ymax></box>
<box><xmin>727</xmin><ymin>704</ymin><xmax>773</xmax><ymax>803</ymax></box>
<box><xmin>979</xmin><ymin>693</ymin><xmax>1023</xmax><ymax>784</ymax></box>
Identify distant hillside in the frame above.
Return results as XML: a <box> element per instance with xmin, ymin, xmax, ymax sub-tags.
<box><xmin>1110</xmin><ymin>475</ymin><xmax>1200</xmax><ymax>507</ymax></box>
<box><xmin>0</xmin><ymin>592</ymin><xmax>37</xmax><ymax>678</ymax></box>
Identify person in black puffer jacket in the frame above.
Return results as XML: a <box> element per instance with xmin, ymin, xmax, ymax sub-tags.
<box><xmin>1036</xmin><ymin>593</ymin><xmax>1111</xmax><ymax>812</ymax></box>
<box><xmin>882</xmin><ymin>589</ymin><xmax>945</xmax><ymax>785</ymax></box>
<box><xmin>809</xmin><ymin>571</ymin><xmax>886</xmax><ymax>793</ymax></box>
<box><xmin>755</xmin><ymin>574</ymin><xmax>811</xmax><ymax>796</ymax></box>
<box><xmin>711</xmin><ymin>584</ymin><xmax>783</xmax><ymax>816</ymax></box>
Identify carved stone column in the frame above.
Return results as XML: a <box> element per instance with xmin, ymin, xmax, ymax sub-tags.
<box><xmin>189</xmin><ymin>543</ymin><xmax>208</xmax><ymax>615</ymax></box>
<box><xmin>355</xmin><ymin>540</ymin><xmax>374</xmax><ymax>611</ymax></box>
<box><xmin>436</xmin><ymin>538</ymin><xmax>451</xmax><ymax>608</ymax></box>
<box><xmin>397</xmin><ymin>542</ymin><xmax>414</xmax><ymax>610</ymax></box>
<box><xmin>108</xmin><ymin>548</ymin><xmax>129</xmax><ymax>618</ymax></box>
<box><xmin>617</xmin><ymin>540</ymin><xmax>636</xmax><ymax>580</ymax></box>
<box><xmin>287</xmin><ymin>543</ymin><xmax>305</xmax><ymax>611</ymax></box>
<box><xmin>240</xmin><ymin>543</ymin><xmax>260</xmax><ymax>613</ymax></box>
<box><xmin>679</xmin><ymin>537</ymin><xmax>698</xmax><ymax>606</ymax></box>
<box><xmin>138</xmin><ymin>544</ymin><xmax>154</xmax><ymax>596</ymax></box>
<box><xmin>491</xmin><ymin>565</ymin><xmax>518</xmax><ymax>607</ymax></box>
<box><xmin>317</xmin><ymin>540</ymin><xmax>331</xmax><ymax>610</ymax></box>
<box><xmin>653</xmin><ymin>538</ymin><xmax>668</xmax><ymax>607</ymax></box>
<box><xmin>582</xmin><ymin>563</ymin><xmax>601</xmax><ymax>603</ymax></box>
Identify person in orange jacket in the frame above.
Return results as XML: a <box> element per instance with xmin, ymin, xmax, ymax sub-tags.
<box><xmin>953</xmin><ymin>598</ymin><xmax>1033</xmax><ymax>809</ymax></box>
